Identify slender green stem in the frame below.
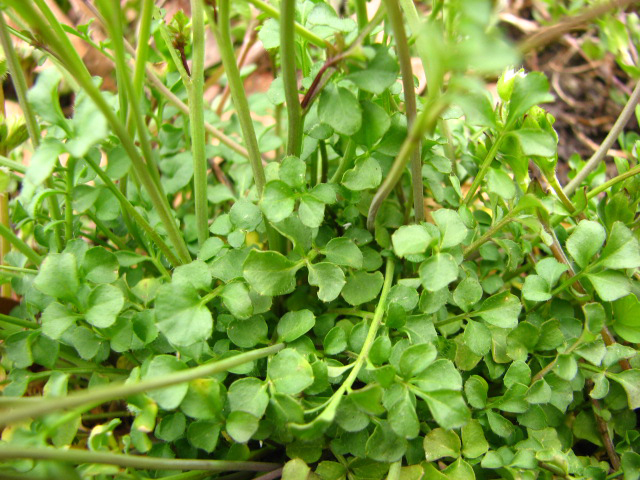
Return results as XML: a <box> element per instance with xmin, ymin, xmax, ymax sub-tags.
<box><xmin>463</xmin><ymin>210</ymin><xmax>516</xmax><ymax>257</ymax></box>
<box><xmin>462</xmin><ymin>133</ymin><xmax>505</xmax><ymax>206</ymax></box>
<box><xmin>384</xmin><ymin>0</ymin><xmax>423</xmax><ymax>223</ymax></box>
<box><xmin>330</xmin><ymin>140</ymin><xmax>356</xmax><ymax>183</ymax></box>
<box><xmin>85</xmin><ymin>211</ymin><xmax>128</xmax><ymax>250</ymax></box>
<box><xmin>355</xmin><ymin>0</ymin><xmax>369</xmax><ymax>33</ymax></box>
<box><xmin>245</xmin><ymin>0</ymin><xmax>332</xmax><ymax>50</ymax></box>
<box><xmin>587</xmin><ymin>163</ymin><xmax>640</xmax><ymax>200</ymax></box>
<box><xmin>0</xmin><ymin>446</ymin><xmax>280</xmax><ymax>472</ymax></box>
<box><xmin>0</xmin><ymin>155</ymin><xmax>27</xmax><ymax>173</ymax></box>
<box><xmin>367</xmin><ymin>98</ymin><xmax>448</xmax><ymax>231</ymax></box>
<box><xmin>189</xmin><ymin>0</ymin><xmax>209</xmax><ymax>246</ymax></box>
<box><xmin>133</xmin><ymin>0</ymin><xmax>154</xmax><ymax>99</ymax></box>
<box><xmin>0</xmin><ymin>313</ymin><xmax>39</xmax><ymax>329</ymax></box>
<box><xmin>280</xmin><ymin>0</ymin><xmax>303</xmax><ymax>157</ymax></box>
<box><xmin>84</xmin><ymin>156</ymin><xmax>182</xmax><ymax>266</ymax></box>
<box><xmin>0</xmin><ymin>12</ymin><xmax>64</xmax><ymax>252</ymax></box>
<box><xmin>550</xmin><ymin>267</ymin><xmax>590</xmax><ymax>296</ymax></box>
<box><xmin>0</xmin><ymin>224</ymin><xmax>42</xmax><ymax>266</ymax></box>
<box><xmin>0</xmin><ymin>344</ymin><xmax>284</xmax><ymax>427</ymax></box>
<box><xmin>208</xmin><ymin>2</ymin><xmax>266</xmax><ymax>194</ymax></box>
<box><xmin>546</xmin><ymin>172</ymin><xmax>576</xmax><ymax>213</ymax></box>
<box><xmin>0</xmin><ymin>264</ymin><xmax>37</xmax><ymax>274</ymax></box>
<box><xmin>294</xmin><ymin>260</ymin><xmax>394</xmax><ymax>430</ymax></box>
<box><xmin>12</xmin><ymin>0</ymin><xmax>191</xmax><ymax>263</ymax></box>
<box><xmin>564</xmin><ymin>78</ymin><xmax>640</xmax><ymax>196</ymax></box>
<box><xmin>319</xmin><ymin>140</ymin><xmax>329</xmax><ymax>183</ymax></box>
<box><xmin>65</xmin><ymin>158</ymin><xmax>76</xmax><ymax>242</ymax></box>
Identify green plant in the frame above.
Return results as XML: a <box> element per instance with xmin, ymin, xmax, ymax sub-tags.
<box><xmin>0</xmin><ymin>1</ymin><xmax>639</xmax><ymax>480</ymax></box>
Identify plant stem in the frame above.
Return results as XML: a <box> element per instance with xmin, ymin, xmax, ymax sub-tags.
<box><xmin>245</xmin><ymin>0</ymin><xmax>332</xmax><ymax>51</ymax></box>
<box><xmin>280</xmin><ymin>0</ymin><xmax>303</xmax><ymax>157</ymax></box>
<box><xmin>208</xmin><ymin>2</ymin><xmax>266</xmax><ymax>195</ymax></box>
<box><xmin>14</xmin><ymin>0</ymin><xmax>191</xmax><ymax>263</ymax></box>
<box><xmin>133</xmin><ymin>0</ymin><xmax>154</xmax><ymax>99</ymax></box>
<box><xmin>0</xmin><ymin>156</ymin><xmax>27</xmax><ymax>173</ymax></box>
<box><xmin>384</xmin><ymin>0</ymin><xmax>423</xmax><ymax>223</ymax></box>
<box><xmin>0</xmin><ymin>12</ymin><xmax>64</xmax><ymax>252</ymax></box>
<box><xmin>0</xmin><ymin>193</ymin><xmax>10</xmax><ymax>297</ymax></box>
<box><xmin>586</xmin><ymin>163</ymin><xmax>640</xmax><ymax>199</ymax></box>
<box><xmin>546</xmin><ymin>172</ymin><xmax>576</xmax><ymax>213</ymax></box>
<box><xmin>462</xmin><ymin>133</ymin><xmax>505</xmax><ymax>206</ymax></box>
<box><xmin>65</xmin><ymin>158</ymin><xmax>76</xmax><ymax>242</ymax></box>
<box><xmin>84</xmin><ymin>156</ymin><xmax>182</xmax><ymax>266</ymax></box>
<box><xmin>564</xmin><ymin>78</ymin><xmax>640</xmax><ymax>196</ymax></box>
<box><xmin>463</xmin><ymin>210</ymin><xmax>516</xmax><ymax>257</ymax></box>
<box><xmin>0</xmin><ymin>446</ymin><xmax>280</xmax><ymax>472</ymax></box>
<box><xmin>295</xmin><ymin>259</ymin><xmax>394</xmax><ymax>431</ymax></box>
<box><xmin>189</xmin><ymin>0</ymin><xmax>209</xmax><ymax>246</ymax></box>
<box><xmin>367</xmin><ymin>98</ymin><xmax>448</xmax><ymax>231</ymax></box>
<box><xmin>0</xmin><ymin>313</ymin><xmax>39</xmax><ymax>329</ymax></box>
<box><xmin>0</xmin><ymin>343</ymin><xmax>284</xmax><ymax>427</ymax></box>
<box><xmin>0</xmin><ymin>224</ymin><xmax>42</xmax><ymax>266</ymax></box>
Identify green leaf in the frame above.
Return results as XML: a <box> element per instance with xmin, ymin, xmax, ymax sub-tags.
<box><xmin>607</xmin><ymin>369</ymin><xmax>640</xmax><ymax>409</ymax></box>
<box><xmin>522</xmin><ymin>275</ymin><xmax>551</xmax><ymax>302</ymax></box>
<box><xmin>474</xmin><ymin>292</ymin><xmax>522</xmax><ymax>328</ymax></box>
<box><xmin>422</xmin><ymin>390</ymin><xmax>471</xmax><ymax>429</ymax></box>
<box><xmin>622</xmin><ymin>452</ymin><xmax>640</xmax><ymax>480</ymax></box>
<box><xmin>25</xmin><ymin>139</ymin><xmax>65</xmax><ymax>189</ymax></box>
<box><xmin>433</xmin><ymin>209</ymin><xmax>468</xmax><ymax>249</ymax></box>
<box><xmin>318</xmin><ymin>84</ymin><xmax>362</xmax><ymax>135</ymax></box>
<box><xmin>443</xmin><ymin>458</ymin><xmax>475</xmax><ymax>480</ymax></box>
<box><xmin>228</xmin><ymin>315</ymin><xmax>268</xmax><ymax>348</ymax></box>
<box><xmin>173</xmin><ymin>259</ymin><xmax>212</xmax><ymax>291</ymax></box>
<box><xmin>282</xmin><ymin>458</ymin><xmax>311</xmax><ymax>480</ymax></box>
<box><xmin>341</xmin><ymin>271</ymin><xmax>384</xmax><ymax>306</ymax></box>
<box><xmin>345</xmin><ymin>46</ymin><xmax>399</xmax><ymax>95</ymax></box>
<box><xmin>342</xmin><ymin>156</ymin><xmax>382</xmax><ymax>191</ymax></box>
<box><xmin>228</xmin><ymin>378</ymin><xmax>269</xmax><ymax>417</ymax></box>
<box><xmin>463</xmin><ymin>320</ymin><xmax>491</xmax><ymax>356</ymax></box>
<box><xmin>230</xmin><ymin>199</ymin><xmax>262</xmax><ymax>231</ymax></box>
<box><xmin>308</xmin><ymin>262</ymin><xmax>346</xmax><ymax>302</ymax></box>
<box><xmin>453</xmin><ymin>277</ymin><xmax>483</xmax><ymax>312</ymax></box>
<box><xmin>187</xmin><ymin>420</ymin><xmax>220</xmax><ymax>453</ymax></box>
<box><xmin>392</xmin><ymin>225</ymin><xmax>432</xmax><ymax>258</ymax></box>
<box><xmin>535</xmin><ymin>258</ymin><xmax>568</xmax><ymax>287</ymax></box>
<box><xmin>413</xmin><ymin>359</ymin><xmax>462</xmax><ymax>392</ymax></box>
<box><xmin>279</xmin><ymin>156</ymin><xmax>306</xmax><ymax>189</ymax></box>
<box><xmin>365</xmin><ymin>420</ymin><xmax>406</xmax><ymax>462</ymax></box>
<box><xmin>587</xmin><ymin>271</ymin><xmax>630</xmax><ymax>302</ymax></box>
<box><xmin>507</xmin><ymin>72</ymin><xmax>554</xmax><ymax>125</ymax></box>
<box><xmin>269</xmin><ymin>348</ymin><xmax>314</xmax><ymax>394</ymax></box>
<box><xmin>323</xmin><ymin>326</ymin><xmax>347</xmax><ymax>354</ymax></box>
<box><xmin>155</xmin><ymin>282</ymin><xmax>213</xmax><ymax>346</ymax></box>
<box><xmin>41</xmin><ymin>302</ymin><xmax>77</xmax><ymax>340</ymax></box>
<box><xmin>419</xmin><ymin>254</ymin><xmax>458</xmax><ymax>292</ymax></box>
<box><xmin>566</xmin><ymin>220</ymin><xmax>606</xmax><ymax>268</ymax></box>
<box><xmin>464</xmin><ymin>376</ymin><xmax>488</xmax><ymax>409</ymax></box>
<box><xmin>352</xmin><ymin>101</ymin><xmax>391</xmax><ymax>147</ymax></box>
<box><xmin>299</xmin><ymin>194</ymin><xmax>325</xmax><ymax>228</ymax></box>
<box><xmin>508</xmin><ymin>129</ymin><xmax>557</xmax><ymax>158</ymax></box>
<box><xmin>325</xmin><ymin>237</ymin><xmax>363</xmax><ymax>269</ymax></box>
<box><xmin>221</xmin><ymin>281</ymin><xmax>253</xmax><ymax>319</ymax></box>
<box><xmin>612</xmin><ymin>295</ymin><xmax>640</xmax><ymax>343</ymax></box>
<box><xmin>277</xmin><ymin>309</ymin><xmax>316</xmax><ymax>342</ymax></box>
<box><xmin>82</xmin><ymin>247</ymin><xmax>118</xmax><ymax>284</ymax></box>
<box><xmin>243</xmin><ymin>250</ymin><xmax>302</xmax><ymax>296</ymax></box>
<box><xmin>86</xmin><ymin>284</ymin><xmax>124</xmax><ymax>328</ymax></box>
<box><xmin>27</xmin><ymin>68</ymin><xmax>67</xmax><ymax>128</ymax></box>
<box><xmin>66</xmin><ymin>91</ymin><xmax>108</xmax><ymax>157</ymax></box>
<box><xmin>307</xmin><ymin>2</ymin><xmax>355</xmax><ymax>32</ymax></box>
<box><xmin>423</xmin><ymin>428</ymin><xmax>461</xmax><ymax>461</ymax></box>
<box><xmin>180</xmin><ymin>378</ymin><xmax>224</xmax><ymax>420</ymax></box>
<box><xmin>461</xmin><ymin>419</ymin><xmax>489</xmax><ymax>458</ymax></box>
<box><xmin>143</xmin><ymin>355</ymin><xmax>189</xmax><ymax>410</ymax></box>
<box><xmin>599</xmin><ymin>221</ymin><xmax>640</xmax><ymax>269</ymax></box>
<box><xmin>226</xmin><ymin>411</ymin><xmax>259</xmax><ymax>443</ymax></box>
<box><xmin>487</xmin><ymin>168</ymin><xmax>516</xmax><ymax>199</ymax></box>
<box><xmin>155</xmin><ymin>412</ymin><xmax>186</xmax><ymax>442</ymax></box>
<box><xmin>399</xmin><ymin>343</ymin><xmax>437</xmax><ymax>378</ymax></box>
<box><xmin>261</xmin><ymin>180</ymin><xmax>295</xmax><ymax>222</ymax></box>
<box><xmin>34</xmin><ymin>253</ymin><xmax>79</xmax><ymax>301</ymax></box>
<box><xmin>388</xmin><ymin>391</ymin><xmax>420</xmax><ymax>439</ymax></box>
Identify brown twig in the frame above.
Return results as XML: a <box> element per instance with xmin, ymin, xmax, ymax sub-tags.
<box><xmin>589</xmin><ymin>383</ymin><xmax>621</xmax><ymax>471</ymax></box>
<box><xmin>519</xmin><ymin>0</ymin><xmax>636</xmax><ymax>53</ymax></box>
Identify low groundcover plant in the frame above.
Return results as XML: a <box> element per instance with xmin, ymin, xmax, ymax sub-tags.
<box><xmin>0</xmin><ymin>0</ymin><xmax>639</xmax><ymax>479</ymax></box>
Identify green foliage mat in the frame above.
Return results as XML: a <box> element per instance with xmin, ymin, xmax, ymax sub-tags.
<box><xmin>0</xmin><ymin>0</ymin><xmax>639</xmax><ymax>479</ymax></box>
